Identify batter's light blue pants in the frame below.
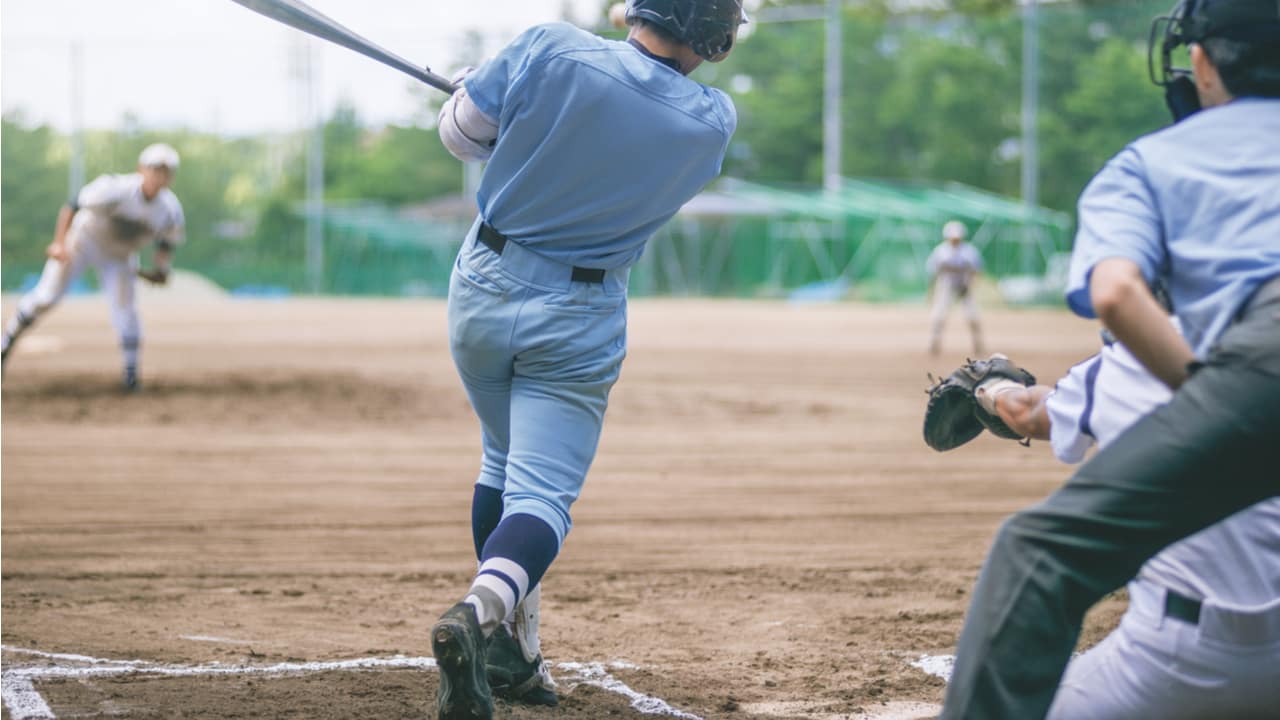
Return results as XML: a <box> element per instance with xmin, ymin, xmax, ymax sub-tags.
<box><xmin>447</xmin><ymin>219</ymin><xmax>628</xmax><ymax>547</ymax></box>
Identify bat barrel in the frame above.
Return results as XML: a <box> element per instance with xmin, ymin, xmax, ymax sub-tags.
<box><xmin>229</xmin><ymin>0</ymin><xmax>457</xmax><ymax>94</ymax></box>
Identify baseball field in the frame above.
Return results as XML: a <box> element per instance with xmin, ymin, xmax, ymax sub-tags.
<box><xmin>1</xmin><ymin>292</ymin><xmax>1128</xmax><ymax>720</ymax></box>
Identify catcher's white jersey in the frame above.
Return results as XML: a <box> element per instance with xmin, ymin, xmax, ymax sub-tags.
<box><xmin>1045</xmin><ymin>336</ymin><xmax>1280</xmax><ymax>719</ymax></box>
<box><xmin>71</xmin><ymin>173</ymin><xmax>185</xmax><ymax>258</ymax></box>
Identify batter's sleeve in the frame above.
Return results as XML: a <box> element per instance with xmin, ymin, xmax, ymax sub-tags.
<box><xmin>1065</xmin><ymin>147</ymin><xmax>1166</xmax><ymax>319</ymax></box>
<box><xmin>465</xmin><ymin>23</ymin><xmax>571</xmax><ymax>123</ymax></box>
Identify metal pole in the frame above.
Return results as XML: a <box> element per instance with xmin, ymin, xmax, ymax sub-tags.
<box><xmin>823</xmin><ymin>0</ymin><xmax>842</xmax><ymax>194</ymax></box>
<box><xmin>1020</xmin><ymin>0</ymin><xmax>1039</xmax><ymax>210</ymax></box>
<box><xmin>305</xmin><ymin>41</ymin><xmax>325</xmax><ymax>294</ymax></box>
<box><xmin>69</xmin><ymin>41</ymin><xmax>85</xmax><ymax>198</ymax></box>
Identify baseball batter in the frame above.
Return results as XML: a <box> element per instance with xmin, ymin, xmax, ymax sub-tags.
<box><xmin>971</xmin><ymin>335</ymin><xmax>1280</xmax><ymax>719</ymax></box>
<box><xmin>940</xmin><ymin>0</ymin><xmax>1280</xmax><ymax>716</ymax></box>
<box><xmin>428</xmin><ymin>2</ymin><xmax>745</xmax><ymax>718</ymax></box>
<box><xmin>1</xmin><ymin>143</ymin><xmax>184</xmax><ymax>391</ymax></box>
<box><xmin>925</xmin><ymin>220</ymin><xmax>984</xmax><ymax>356</ymax></box>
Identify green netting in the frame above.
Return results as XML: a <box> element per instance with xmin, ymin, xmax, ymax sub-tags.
<box><xmin>4</xmin><ymin>182</ymin><xmax>1070</xmax><ymax>301</ymax></box>
<box><xmin>636</xmin><ymin>178</ymin><xmax>1070</xmax><ymax>299</ymax></box>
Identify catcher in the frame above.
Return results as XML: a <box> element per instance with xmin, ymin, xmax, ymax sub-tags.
<box><xmin>924</xmin><ymin>341</ymin><xmax>1280</xmax><ymax>719</ymax></box>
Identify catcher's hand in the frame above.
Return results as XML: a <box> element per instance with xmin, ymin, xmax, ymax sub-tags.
<box><xmin>923</xmin><ymin>355</ymin><xmax>1036</xmax><ymax>451</ymax></box>
<box><xmin>137</xmin><ymin>268</ymin><xmax>169</xmax><ymax>286</ymax></box>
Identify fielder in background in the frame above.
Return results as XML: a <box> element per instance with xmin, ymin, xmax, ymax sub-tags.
<box><xmin>429</xmin><ymin>2</ymin><xmax>745</xmax><ymax>718</ymax></box>
<box><xmin>940</xmin><ymin>0</ymin><xmax>1280</xmax><ymax>716</ymax></box>
<box><xmin>925</xmin><ymin>220</ymin><xmax>984</xmax><ymax>356</ymax></box>
<box><xmin>961</xmin><ymin>336</ymin><xmax>1280</xmax><ymax>719</ymax></box>
<box><xmin>1</xmin><ymin>143</ymin><xmax>184</xmax><ymax>392</ymax></box>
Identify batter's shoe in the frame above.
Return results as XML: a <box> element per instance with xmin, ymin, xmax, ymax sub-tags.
<box><xmin>432</xmin><ymin>602</ymin><xmax>493</xmax><ymax>720</ymax></box>
<box><xmin>485</xmin><ymin>625</ymin><xmax>558</xmax><ymax>707</ymax></box>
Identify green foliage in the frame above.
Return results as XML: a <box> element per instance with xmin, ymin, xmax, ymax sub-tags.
<box><xmin>716</xmin><ymin>0</ymin><xmax>1174</xmax><ymax>211</ymax></box>
<box><xmin>1</xmin><ymin>115</ymin><xmax>67</xmax><ymax>273</ymax></box>
<box><xmin>3</xmin><ymin>0</ymin><xmax>1183</xmax><ymax>295</ymax></box>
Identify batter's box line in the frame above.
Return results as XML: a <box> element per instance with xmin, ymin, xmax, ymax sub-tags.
<box><xmin>0</xmin><ymin>645</ymin><xmax>703</xmax><ymax>720</ymax></box>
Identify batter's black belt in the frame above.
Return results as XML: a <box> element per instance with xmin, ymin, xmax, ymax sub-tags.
<box><xmin>477</xmin><ymin>222</ymin><xmax>606</xmax><ymax>284</ymax></box>
<box><xmin>1164</xmin><ymin>589</ymin><xmax>1202</xmax><ymax>626</ymax></box>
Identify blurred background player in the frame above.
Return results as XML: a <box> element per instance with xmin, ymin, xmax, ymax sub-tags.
<box><xmin>926</xmin><ymin>220</ymin><xmax>984</xmax><ymax>356</ymax></box>
<box><xmin>972</xmin><ymin>336</ymin><xmax>1280</xmax><ymax>719</ymax></box>
<box><xmin>1</xmin><ymin>143</ymin><xmax>184</xmax><ymax>391</ymax></box>
<box><xmin>429</xmin><ymin>1</ymin><xmax>745</xmax><ymax>718</ymax></box>
<box><xmin>940</xmin><ymin>0</ymin><xmax>1280</xmax><ymax>716</ymax></box>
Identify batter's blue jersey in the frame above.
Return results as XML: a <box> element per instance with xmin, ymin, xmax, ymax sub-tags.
<box><xmin>1066</xmin><ymin>98</ymin><xmax>1280</xmax><ymax>356</ymax></box>
<box><xmin>464</xmin><ymin>23</ymin><xmax>736</xmax><ymax>270</ymax></box>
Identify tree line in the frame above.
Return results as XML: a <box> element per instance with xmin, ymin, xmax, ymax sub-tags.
<box><xmin>2</xmin><ymin>0</ymin><xmax>1172</xmax><ymax>288</ymax></box>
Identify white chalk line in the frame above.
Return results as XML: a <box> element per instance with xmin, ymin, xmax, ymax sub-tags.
<box><xmin>910</xmin><ymin>654</ymin><xmax>955</xmax><ymax>682</ymax></box>
<box><xmin>0</xmin><ymin>646</ymin><xmax>702</xmax><ymax>720</ymax></box>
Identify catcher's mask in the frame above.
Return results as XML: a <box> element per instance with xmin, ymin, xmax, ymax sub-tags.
<box><xmin>1148</xmin><ymin>0</ymin><xmax>1280</xmax><ymax>121</ymax></box>
<box><xmin>626</xmin><ymin>0</ymin><xmax>749</xmax><ymax>63</ymax></box>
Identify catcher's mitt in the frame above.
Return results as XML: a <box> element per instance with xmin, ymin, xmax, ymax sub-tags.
<box><xmin>923</xmin><ymin>356</ymin><xmax>1036</xmax><ymax>451</ymax></box>
<box><xmin>137</xmin><ymin>268</ymin><xmax>169</xmax><ymax>286</ymax></box>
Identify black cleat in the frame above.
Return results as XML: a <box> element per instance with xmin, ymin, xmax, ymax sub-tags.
<box><xmin>486</xmin><ymin>625</ymin><xmax>558</xmax><ymax>707</ymax></box>
<box><xmin>432</xmin><ymin>602</ymin><xmax>493</xmax><ymax>720</ymax></box>
<box><xmin>122</xmin><ymin>366</ymin><xmax>139</xmax><ymax>393</ymax></box>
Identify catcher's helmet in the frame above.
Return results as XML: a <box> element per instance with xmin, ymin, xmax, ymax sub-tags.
<box><xmin>626</xmin><ymin>0</ymin><xmax>749</xmax><ymax>62</ymax></box>
<box><xmin>1149</xmin><ymin>0</ymin><xmax>1280</xmax><ymax>87</ymax></box>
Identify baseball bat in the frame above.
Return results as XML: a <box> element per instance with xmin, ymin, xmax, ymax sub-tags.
<box><xmin>228</xmin><ymin>0</ymin><xmax>457</xmax><ymax>94</ymax></box>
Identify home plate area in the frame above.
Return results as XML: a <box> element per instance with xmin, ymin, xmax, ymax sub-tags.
<box><xmin>1</xmin><ymin>645</ymin><xmax>949</xmax><ymax>719</ymax></box>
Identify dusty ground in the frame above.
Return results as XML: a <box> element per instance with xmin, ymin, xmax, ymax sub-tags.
<box><xmin>1</xmin><ymin>294</ymin><xmax>1126</xmax><ymax>719</ymax></box>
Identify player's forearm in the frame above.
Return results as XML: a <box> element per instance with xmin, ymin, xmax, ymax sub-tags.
<box><xmin>51</xmin><ymin>205</ymin><xmax>75</xmax><ymax>248</ymax></box>
<box><xmin>153</xmin><ymin>247</ymin><xmax>174</xmax><ymax>272</ymax></box>
<box><xmin>1090</xmin><ymin>258</ymin><xmax>1195</xmax><ymax>390</ymax></box>
<box><xmin>993</xmin><ymin>385</ymin><xmax>1053</xmax><ymax>441</ymax></box>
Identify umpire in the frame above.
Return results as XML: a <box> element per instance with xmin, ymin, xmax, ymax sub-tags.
<box><xmin>941</xmin><ymin>0</ymin><xmax>1280</xmax><ymax>717</ymax></box>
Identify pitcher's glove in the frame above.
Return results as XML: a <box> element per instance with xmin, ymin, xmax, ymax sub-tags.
<box><xmin>923</xmin><ymin>356</ymin><xmax>1036</xmax><ymax>451</ymax></box>
<box><xmin>137</xmin><ymin>268</ymin><xmax>169</xmax><ymax>286</ymax></box>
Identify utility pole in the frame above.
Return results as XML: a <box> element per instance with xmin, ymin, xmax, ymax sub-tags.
<box><xmin>756</xmin><ymin>2</ymin><xmax>842</xmax><ymax>193</ymax></box>
<box><xmin>293</xmin><ymin>39</ymin><xmax>326</xmax><ymax>295</ymax></box>
<box><xmin>823</xmin><ymin>0</ymin><xmax>842</xmax><ymax>194</ymax></box>
<box><xmin>1021</xmin><ymin>0</ymin><xmax>1039</xmax><ymax>210</ymax></box>
<box><xmin>69</xmin><ymin>41</ymin><xmax>85</xmax><ymax>199</ymax></box>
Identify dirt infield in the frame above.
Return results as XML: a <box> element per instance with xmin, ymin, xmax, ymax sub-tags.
<box><xmin>1</xmin><ymin>295</ymin><xmax>1127</xmax><ymax>719</ymax></box>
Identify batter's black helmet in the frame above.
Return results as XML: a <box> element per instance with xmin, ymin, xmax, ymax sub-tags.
<box><xmin>626</xmin><ymin>0</ymin><xmax>749</xmax><ymax>62</ymax></box>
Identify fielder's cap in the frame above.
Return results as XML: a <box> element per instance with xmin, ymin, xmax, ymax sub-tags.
<box><xmin>943</xmin><ymin>220</ymin><xmax>968</xmax><ymax>239</ymax></box>
<box><xmin>138</xmin><ymin>143</ymin><xmax>180</xmax><ymax>169</ymax></box>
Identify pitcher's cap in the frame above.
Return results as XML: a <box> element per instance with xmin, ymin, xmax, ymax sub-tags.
<box><xmin>138</xmin><ymin>143</ymin><xmax>180</xmax><ymax>169</ymax></box>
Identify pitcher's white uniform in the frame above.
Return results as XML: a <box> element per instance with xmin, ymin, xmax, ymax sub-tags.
<box><xmin>5</xmin><ymin>171</ymin><xmax>184</xmax><ymax>379</ymax></box>
<box><xmin>1044</xmin><ymin>333</ymin><xmax>1280</xmax><ymax>719</ymax></box>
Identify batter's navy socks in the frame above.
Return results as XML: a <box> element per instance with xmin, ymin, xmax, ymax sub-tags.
<box><xmin>432</xmin><ymin>602</ymin><xmax>493</xmax><ymax>720</ymax></box>
<box><xmin>470</xmin><ymin>485</ymin><xmax>504</xmax><ymax>558</ymax></box>
<box><xmin>480</xmin><ymin>513</ymin><xmax>559</xmax><ymax>591</ymax></box>
<box><xmin>485</xmin><ymin>624</ymin><xmax>558</xmax><ymax>707</ymax></box>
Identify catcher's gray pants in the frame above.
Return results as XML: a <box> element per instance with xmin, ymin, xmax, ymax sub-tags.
<box><xmin>940</xmin><ymin>276</ymin><xmax>1280</xmax><ymax>720</ymax></box>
